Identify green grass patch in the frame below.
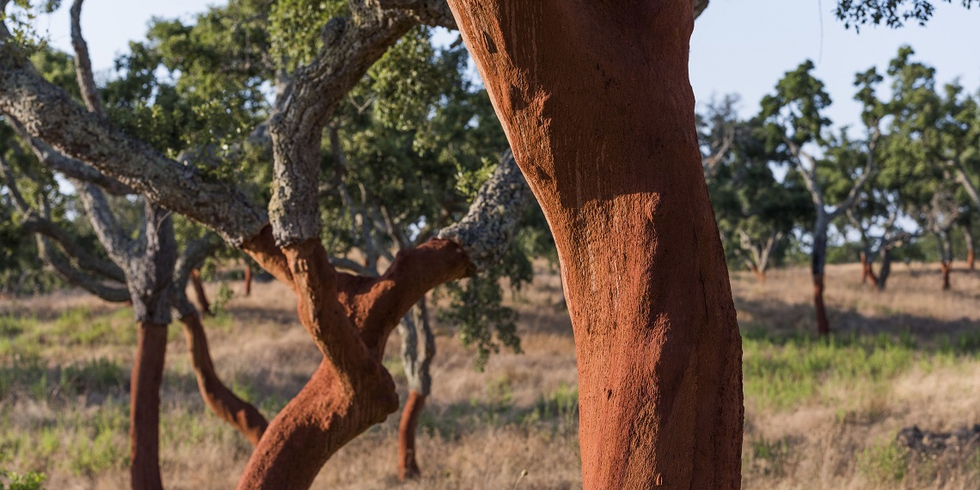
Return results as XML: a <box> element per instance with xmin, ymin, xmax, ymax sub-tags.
<box><xmin>742</xmin><ymin>329</ymin><xmax>980</xmax><ymax>410</ymax></box>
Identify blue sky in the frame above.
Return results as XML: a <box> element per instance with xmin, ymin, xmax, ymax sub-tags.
<box><xmin>37</xmin><ymin>0</ymin><xmax>980</xmax><ymax>130</ymax></box>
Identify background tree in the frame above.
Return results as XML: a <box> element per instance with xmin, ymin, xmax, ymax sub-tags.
<box><xmin>700</xmin><ymin>103</ymin><xmax>812</xmax><ymax>283</ymax></box>
<box><xmin>761</xmin><ymin>61</ymin><xmax>879</xmax><ymax>335</ymax></box>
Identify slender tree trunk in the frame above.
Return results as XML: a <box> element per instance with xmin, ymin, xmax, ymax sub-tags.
<box><xmin>180</xmin><ymin>312</ymin><xmax>268</xmax><ymax>445</ymax></box>
<box><xmin>747</xmin><ymin>263</ymin><xmax>766</xmax><ymax>284</ymax></box>
<box><xmin>860</xmin><ymin>251</ymin><xmax>869</xmax><ymax>284</ymax></box>
<box><xmin>190</xmin><ymin>269</ymin><xmax>211</xmax><ymax>316</ymax></box>
<box><xmin>397</xmin><ymin>300</ymin><xmax>434</xmax><ymax>480</ymax></box>
<box><xmin>130</xmin><ymin>323</ymin><xmax>167</xmax><ymax>490</ymax></box>
<box><xmin>877</xmin><ymin>248</ymin><xmax>892</xmax><ymax>291</ymax></box>
<box><xmin>398</xmin><ymin>390</ymin><xmax>426</xmax><ymax>479</ymax></box>
<box><xmin>812</xmin><ymin>223</ymin><xmax>830</xmax><ymax>336</ymax></box>
<box><xmin>964</xmin><ymin>227</ymin><xmax>975</xmax><ymax>271</ymax></box>
<box><xmin>941</xmin><ymin>261</ymin><xmax>952</xmax><ymax>291</ymax></box>
<box><xmin>244</xmin><ymin>263</ymin><xmax>253</xmax><ymax>297</ymax></box>
<box><xmin>447</xmin><ymin>2</ymin><xmax>742</xmax><ymax>488</ymax></box>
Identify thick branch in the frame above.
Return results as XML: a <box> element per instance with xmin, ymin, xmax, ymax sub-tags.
<box><xmin>436</xmin><ymin>149</ymin><xmax>532</xmax><ymax>272</ymax></box>
<box><xmin>5</xmin><ymin>115</ymin><xmax>133</xmax><ymax>195</ymax></box>
<box><xmin>75</xmin><ymin>179</ymin><xmax>136</xmax><ymax>263</ymax></box>
<box><xmin>35</xmin><ymin>235</ymin><xmax>129</xmax><ymax>302</ymax></box>
<box><xmin>377</xmin><ymin>0</ymin><xmax>457</xmax><ymax>28</ymax></box>
<box><xmin>0</xmin><ymin>52</ymin><xmax>268</xmax><ymax>244</ymax></box>
<box><xmin>268</xmin><ymin>8</ymin><xmax>415</xmax><ymax>245</ymax></box>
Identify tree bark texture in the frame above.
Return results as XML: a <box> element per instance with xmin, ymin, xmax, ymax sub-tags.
<box><xmin>446</xmin><ymin>2</ymin><xmax>742</xmax><ymax>488</ymax></box>
<box><xmin>130</xmin><ymin>323</ymin><xmax>167</xmax><ymax>490</ymax></box>
<box><xmin>235</xmin><ymin>237</ymin><xmax>471</xmax><ymax>489</ymax></box>
<box><xmin>877</xmin><ymin>248</ymin><xmax>893</xmax><ymax>291</ymax></box>
<box><xmin>190</xmin><ymin>269</ymin><xmax>212</xmax><ymax>316</ymax></box>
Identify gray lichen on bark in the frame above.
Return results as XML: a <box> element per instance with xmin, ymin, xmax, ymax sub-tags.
<box><xmin>436</xmin><ymin>149</ymin><xmax>532</xmax><ymax>273</ymax></box>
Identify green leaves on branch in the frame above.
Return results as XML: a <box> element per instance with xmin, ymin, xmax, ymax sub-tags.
<box><xmin>268</xmin><ymin>0</ymin><xmax>347</xmax><ymax>70</ymax></box>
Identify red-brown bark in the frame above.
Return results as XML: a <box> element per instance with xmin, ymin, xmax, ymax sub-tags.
<box><xmin>130</xmin><ymin>322</ymin><xmax>167</xmax><ymax>490</ymax></box>
<box><xmin>814</xmin><ymin>273</ymin><xmax>829</xmax><ymax>336</ymax></box>
<box><xmin>180</xmin><ymin>312</ymin><xmax>268</xmax><ymax>446</ymax></box>
<box><xmin>398</xmin><ymin>390</ymin><xmax>426</xmax><ymax>480</ymax></box>
<box><xmin>941</xmin><ymin>261</ymin><xmax>952</xmax><ymax>290</ymax></box>
<box><xmin>860</xmin><ymin>252</ymin><xmax>869</xmax><ymax>284</ymax></box>
<box><xmin>446</xmin><ymin>2</ymin><xmax>743</xmax><ymax>488</ymax></box>
<box><xmin>190</xmin><ymin>269</ymin><xmax>211</xmax><ymax>316</ymax></box>
<box><xmin>235</xmin><ymin>238</ymin><xmax>470</xmax><ymax>489</ymax></box>
<box><xmin>243</xmin><ymin>263</ymin><xmax>253</xmax><ymax>297</ymax></box>
<box><xmin>968</xmin><ymin>250</ymin><xmax>975</xmax><ymax>271</ymax></box>
<box><xmin>749</xmin><ymin>264</ymin><xmax>766</xmax><ymax>284</ymax></box>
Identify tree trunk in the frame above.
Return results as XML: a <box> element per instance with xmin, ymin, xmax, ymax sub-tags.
<box><xmin>446</xmin><ymin>3</ymin><xmax>743</xmax><ymax>488</ymax></box>
<box><xmin>236</xmin><ymin>236</ymin><xmax>470</xmax><ymax>489</ymax></box>
<box><xmin>812</xmin><ymin>223</ymin><xmax>830</xmax><ymax>336</ymax></box>
<box><xmin>964</xmin><ymin>227</ymin><xmax>975</xmax><ymax>271</ymax></box>
<box><xmin>397</xmin><ymin>299</ymin><xmax>434</xmax><ymax>480</ymax></box>
<box><xmin>941</xmin><ymin>261</ymin><xmax>952</xmax><ymax>291</ymax></box>
<box><xmin>398</xmin><ymin>390</ymin><xmax>426</xmax><ymax>480</ymax></box>
<box><xmin>190</xmin><ymin>268</ymin><xmax>211</xmax><ymax>316</ymax></box>
<box><xmin>130</xmin><ymin>323</ymin><xmax>167</xmax><ymax>490</ymax></box>
<box><xmin>180</xmin><ymin>312</ymin><xmax>268</xmax><ymax>445</ymax></box>
<box><xmin>860</xmin><ymin>251</ymin><xmax>869</xmax><ymax>284</ymax></box>
<box><xmin>748</xmin><ymin>263</ymin><xmax>766</xmax><ymax>284</ymax></box>
<box><xmin>244</xmin><ymin>263</ymin><xmax>253</xmax><ymax>297</ymax></box>
<box><xmin>877</xmin><ymin>249</ymin><xmax>892</xmax><ymax>291</ymax></box>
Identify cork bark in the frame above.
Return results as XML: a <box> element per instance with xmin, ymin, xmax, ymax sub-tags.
<box><xmin>446</xmin><ymin>2</ymin><xmax>743</xmax><ymax>488</ymax></box>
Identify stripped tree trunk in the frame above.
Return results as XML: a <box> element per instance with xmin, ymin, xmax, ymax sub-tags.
<box><xmin>811</xmin><ymin>217</ymin><xmax>830</xmax><ymax>336</ymax></box>
<box><xmin>877</xmin><ymin>248</ymin><xmax>893</xmax><ymax>291</ymax></box>
<box><xmin>397</xmin><ymin>299</ymin><xmax>434</xmax><ymax>479</ymax></box>
<box><xmin>244</xmin><ymin>263</ymin><xmax>253</xmax><ymax>297</ymax></box>
<box><xmin>130</xmin><ymin>323</ymin><xmax>167</xmax><ymax>490</ymax></box>
<box><xmin>964</xmin><ymin>226</ymin><xmax>975</xmax><ymax>271</ymax></box>
<box><xmin>179</xmin><ymin>310</ymin><xmax>268</xmax><ymax>445</ymax></box>
<box><xmin>190</xmin><ymin>269</ymin><xmax>212</xmax><ymax>316</ymax></box>
<box><xmin>446</xmin><ymin>2</ymin><xmax>742</xmax><ymax>487</ymax></box>
<box><xmin>860</xmin><ymin>251</ymin><xmax>869</xmax><ymax>284</ymax></box>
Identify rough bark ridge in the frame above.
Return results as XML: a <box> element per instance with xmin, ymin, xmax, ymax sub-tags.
<box><xmin>446</xmin><ymin>2</ymin><xmax>743</xmax><ymax>488</ymax></box>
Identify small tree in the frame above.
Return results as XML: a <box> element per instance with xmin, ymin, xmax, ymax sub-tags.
<box><xmin>762</xmin><ymin>61</ymin><xmax>879</xmax><ymax>335</ymax></box>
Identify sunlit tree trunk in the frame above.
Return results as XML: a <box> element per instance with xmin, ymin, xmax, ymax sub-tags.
<box><xmin>446</xmin><ymin>2</ymin><xmax>743</xmax><ymax>487</ymax></box>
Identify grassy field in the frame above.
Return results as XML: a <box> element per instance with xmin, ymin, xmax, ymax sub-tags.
<box><xmin>2</xmin><ymin>261</ymin><xmax>980</xmax><ymax>489</ymax></box>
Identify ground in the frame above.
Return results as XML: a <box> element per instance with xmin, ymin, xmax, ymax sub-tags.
<box><xmin>1</xmin><ymin>261</ymin><xmax>980</xmax><ymax>489</ymax></box>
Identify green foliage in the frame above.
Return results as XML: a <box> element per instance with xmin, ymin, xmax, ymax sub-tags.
<box><xmin>441</xmin><ymin>269</ymin><xmax>523</xmax><ymax>371</ymax></box>
<box><xmin>0</xmin><ymin>468</ymin><xmax>46</xmax><ymax>490</ymax></box>
<box><xmin>836</xmin><ymin>0</ymin><xmax>976</xmax><ymax>30</ymax></box>
<box><xmin>268</xmin><ymin>0</ymin><xmax>347</xmax><ymax>70</ymax></box>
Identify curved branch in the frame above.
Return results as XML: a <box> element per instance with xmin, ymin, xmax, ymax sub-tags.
<box><xmin>172</xmin><ymin>292</ymin><xmax>268</xmax><ymax>446</ymax></box>
<box><xmin>35</xmin><ymin>236</ymin><xmax>129</xmax><ymax>302</ymax></box>
<box><xmin>69</xmin><ymin>0</ymin><xmax>105</xmax><ymax>116</ymax></box>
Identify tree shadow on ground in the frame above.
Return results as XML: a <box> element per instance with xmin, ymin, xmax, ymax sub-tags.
<box><xmin>735</xmin><ymin>295</ymin><xmax>980</xmax><ymax>351</ymax></box>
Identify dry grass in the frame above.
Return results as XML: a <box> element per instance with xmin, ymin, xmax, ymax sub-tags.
<box><xmin>0</xmin><ymin>261</ymin><xmax>979</xmax><ymax>489</ymax></box>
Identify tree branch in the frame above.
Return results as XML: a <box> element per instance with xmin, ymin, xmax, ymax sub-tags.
<box><xmin>69</xmin><ymin>0</ymin><xmax>105</xmax><ymax>117</ymax></box>
<box><xmin>0</xmin><ymin>51</ymin><xmax>268</xmax><ymax>244</ymax></box>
